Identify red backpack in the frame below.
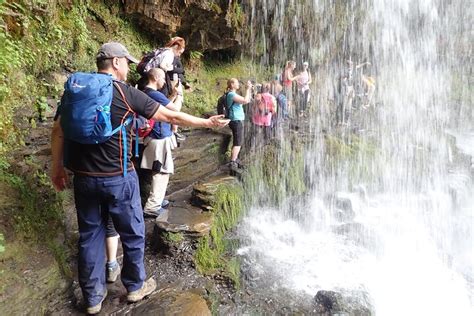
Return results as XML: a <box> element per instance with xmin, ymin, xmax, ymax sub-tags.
<box><xmin>134</xmin><ymin>116</ymin><xmax>156</xmax><ymax>138</ymax></box>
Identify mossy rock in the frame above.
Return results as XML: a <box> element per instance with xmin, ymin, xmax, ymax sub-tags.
<box><xmin>191</xmin><ymin>175</ymin><xmax>239</xmax><ymax>210</ymax></box>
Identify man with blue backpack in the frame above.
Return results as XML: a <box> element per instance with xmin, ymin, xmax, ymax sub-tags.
<box><xmin>50</xmin><ymin>42</ymin><xmax>228</xmax><ymax>314</ymax></box>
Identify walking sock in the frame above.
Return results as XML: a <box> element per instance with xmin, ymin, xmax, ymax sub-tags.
<box><xmin>107</xmin><ymin>260</ymin><xmax>118</xmax><ymax>269</ymax></box>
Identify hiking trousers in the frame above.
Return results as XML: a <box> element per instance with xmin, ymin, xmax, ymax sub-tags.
<box><xmin>73</xmin><ymin>171</ymin><xmax>145</xmax><ymax>307</ymax></box>
<box><xmin>143</xmin><ymin>172</ymin><xmax>170</xmax><ymax>213</ymax></box>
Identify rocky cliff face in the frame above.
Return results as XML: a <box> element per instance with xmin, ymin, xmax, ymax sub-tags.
<box><xmin>123</xmin><ymin>0</ymin><xmax>243</xmax><ymax>52</ymax></box>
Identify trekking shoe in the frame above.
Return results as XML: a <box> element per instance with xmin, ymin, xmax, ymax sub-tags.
<box><xmin>174</xmin><ymin>132</ymin><xmax>186</xmax><ymax>141</ymax></box>
<box><xmin>156</xmin><ymin>208</ymin><xmax>169</xmax><ymax>222</ymax></box>
<box><xmin>161</xmin><ymin>199</ymin><xmax>170</xmax><ymax>209</ymax></box>
<box><xmin>143</xmin><ymin>207</ymin><xmax>166</xmax><ymax>218</ymax></box>
<box><xmin>127</xmin><ymin>278</ymin><xmax>157</xmax><ymax>303</ymax></box>
<box><xmin>235</xmin><ymin>159</ymin><xmax>245</xmax><ymax>169</ymax></box>
<box><xmin>183</xmin><ymin>82</ymin><xmax>192</xmax><ymax>90</ymax></box>
<box><xmin>106</xmin><ymin>261</ymin><xmax>120</xmax><ymax>283</ymax></box>
<box><xmin>229</xmin><ymin>161</ymin><xmax>244</xmax><ymax>175</ymax></box>
<box><xmin>86</xmin><ymin>289</ymin><xmax>107</xmax><ymax>314</ymax></box>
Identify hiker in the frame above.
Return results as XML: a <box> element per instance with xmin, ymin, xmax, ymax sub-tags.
<box><xmin>162</xmin><ymin>37</ymin><xmax>187</xmax><ymax>141</ymax></box>
<box><xmin>50</xmin><ymin>42</ymin><xmax>228</xmax><ymax>314</ymax></box>
<box><xmin>274</xmin><ymin>82</ymin><xmax>289</xmax><ymax>121</ymax></box>
<box><xmin>297</xmin><ymin>61</ymin><xmax>312</xmax><ymax>116</ymax></box>
<box><xmin>140</xmin><ymin>68</ymin><xmax>180</xmax><ymax>218</ymax></box>
<box><xmin>157</xmin><ymin>37</ymin><xmax>185</xmax><ymax>96</ymax></box>
<box><xmin>226</xmin><ymin>78</ymin><xmax>253</xmax><ymax>170</ymax></box>
<box><xmin>251</xmin><ymin>88</ymin><xmax>276</xmax><ymax>145</ymax></box>
<box><xmin>281</xmin><ymin>60</ymin><xmax>299</xmax><ymax>113</ymax></box>
<box><xmin>170</xmin><ymin>55</ymin><xmax>191</xmax><ymax>90</ymax></box>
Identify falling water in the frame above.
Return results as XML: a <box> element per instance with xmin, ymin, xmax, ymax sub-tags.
<box><xmin>238</xmin><ymin>0</ymin><xmax>473</xmax><ymax>314</ymax></box>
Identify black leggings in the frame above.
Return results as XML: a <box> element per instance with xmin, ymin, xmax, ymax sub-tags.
<box><xmin>229</xmin><ymin>120</ymin><xmax>244</xmax><ymax>146</ymax></box>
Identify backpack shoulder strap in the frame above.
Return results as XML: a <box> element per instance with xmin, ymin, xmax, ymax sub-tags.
<box><xmin>112</xmin><ymin>81</ymin><xmax>137</xmax><ymax>176</ymax></box>
<box><xmin>226</xmin><ymin>91</ymin><xmax>235</xmax><ymax>107</ymax></box>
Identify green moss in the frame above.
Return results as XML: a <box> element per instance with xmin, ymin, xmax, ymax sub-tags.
<box><xmin>184</xmin><ymin>61</ymin><xmax>250</xmax><ymax>116</ymax></box>
<box><xmin>243</xmin><ymin>139</ymin><xmax>307</xmax><ymax>207</ymax></box>
<box><xmin>228</xmin><ymin>1</ymin><xmax>244</xmax><ymax>29</ymax></box>
<box><xmin>194</xmin><ymin>184</ymin><xmax>244</xmax><ymax>286</ymax></box>
<box><xmin>163</xmin><ymin>232</ymin><xmax>184</xmax><ymax>243</ymax></box>
<box><xmin>0</xmin><ymin>156</ymin><xmax>68</xmax><ymax>275</ymax></box>
<box><xmin>226</xmin><ymin>257</ymin><xmax>241</xmax><ymax>290</ymax></box>
<box><xmin>0</xmin><ymin>233</ymin><xmax>4</xmax><ymax>254</ymax></box>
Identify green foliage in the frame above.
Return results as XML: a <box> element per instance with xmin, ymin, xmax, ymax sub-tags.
<box><xmin>0</xmin><ymin>157</ymin><xmax>68</xmax><ymax>272</ymax></box>
<box><xmin>229</xmin><ymin>1</ymin><xmax>244</xmax><ymax>29</ymax></box>
<box><xmin>35</xmin><ymin>96</ymin><xmax>48</xmax><ymax>122</ymax></box>
<box><xmin>0</xmin><ymin>0</ymin><xmax>151</xmax><ymax>160</ymax></box>
<box><xmin>190</xmin><ymin>50</ymin><xmax>204</xmax><ymax>60</ymax></box>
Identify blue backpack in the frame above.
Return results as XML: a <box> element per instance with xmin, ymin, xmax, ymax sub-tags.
<box><xmin>60</xmin><ymin>72</ymin><xmax>136</xmax><ymax>175</ymax></box>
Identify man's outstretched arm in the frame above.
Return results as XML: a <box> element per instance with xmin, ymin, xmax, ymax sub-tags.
<box><xmin>50</xmin><ymin>117</ymin><xmax>68</xmax><ymax>191</ymax></box>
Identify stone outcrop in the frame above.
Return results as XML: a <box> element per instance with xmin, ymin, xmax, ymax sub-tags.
<box><xmin>192</xmin><ymin>175</ymin><xmax>239</xmax><ymax>210</ymax></box>
<box><xmin>123</xmin><ymin>0</ymin><xmax>243</xmax><ymax>52</ymax></box>
<box><xmin>313</xmin><ymin>290</ymin><xmax>373</xmax><ymax>316</ymax></box>
<box><xmin>130</xmin><ymin>286</ymin><xmax>211</xmax><ymax>316</ymax></box>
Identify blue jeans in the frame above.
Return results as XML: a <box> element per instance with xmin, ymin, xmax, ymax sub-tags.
<box><xmin>73</xmin><ymin>171</ymin><xmax>145</xmax><ymax>307</ymax></box>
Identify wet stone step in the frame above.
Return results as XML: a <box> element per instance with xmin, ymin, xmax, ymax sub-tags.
<box><xmin>154</xmin><ymin>206</ymin><xmax>213</xmax><ymax>236</ymax></box>
<box><xmin>126</xmin><ymin>285</ymin><xmax>211</xmax><ymax>316</ymax></box>
<box><xmin>191</xmin><ymin>174</ymin><xmax>239</xmax><ymax>210</ymax></box>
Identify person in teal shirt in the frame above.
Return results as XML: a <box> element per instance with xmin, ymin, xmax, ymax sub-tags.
<box><xmin>226</xmin><ymin>78</ymin><xmax>252</xmax><ymax>169</ymax></box>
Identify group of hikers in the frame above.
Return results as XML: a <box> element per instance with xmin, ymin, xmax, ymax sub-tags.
<box><xmin>49</xmin><ymin>37</ymin><xmax>314</xmax><ymax>314</ymax></box>
<box><xmin>224</xmin><ymin>60</ymin><xmax>313</xmax><ymax>170</ymax></box>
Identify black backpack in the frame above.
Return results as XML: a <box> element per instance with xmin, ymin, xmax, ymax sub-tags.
<box><xmin>217</xmin><ymin>92</ymin><xmax>233</xmax><ymax>118</ymax></box>
<box><xmin>137</xmin><ymin>48</ymin><xmax>168</xmax><ymax>76</ymax></box>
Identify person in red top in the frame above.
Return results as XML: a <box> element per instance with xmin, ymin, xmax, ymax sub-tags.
<box><xmin>281</xmin><ymin>60</ymin><xmax>299</xmax><ymax>113</ymax></box>
<box><xmin>251</xmin><ymin>83</ymin><xmax>277</xmax><ymax>146</ymax></box>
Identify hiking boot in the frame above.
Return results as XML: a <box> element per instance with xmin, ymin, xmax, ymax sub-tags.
<box><xmin>86</xmin><ymin>289</ymin><xmax>107</xmax><ymax>314</ymax></box>
<box><xmin>106</xmin><ymin>262</ymin><xmax>120</xmax><ymax>283</ymax></box>
<box><xmin>174</xmin><ymin>132</ymin><xmax>186</xmax><ymax>141</ymax></box>
<box><xmin>143</xmin><ymin>207</ymin><xmax>166</xmax><ymax>218</ymax></box>
<box><xmin>127</xmin><ymin>278</ymin><xmax>157</xmax><ymax>303</ymax></box>
<box><xmin>161</xmin><ymin>199</ymin><xmax>170</xmax><ymax>209</ymax></box>
<box><xmin>229</xmin><ymin>161</ymin><xmax>244</xmax><ymax>175</ymax></box>
<box><xmin>235</xmin><ymin>159</ymin><xmax>245</xmax><ymax>169</ymax></box>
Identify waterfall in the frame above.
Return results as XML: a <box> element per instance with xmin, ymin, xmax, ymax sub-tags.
<box><xmin>238</xmin><ymin>0</ymin><xmax>473</xmax><ymax>314</ymax></box>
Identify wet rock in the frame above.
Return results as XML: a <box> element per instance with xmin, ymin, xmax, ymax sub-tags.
<box><xmin>128</xmin><ymin>286</ymin><xmax>211</xmax><ymax>316</ymax></box>
<box><xmin>332</xmin><ymin>222</ymin><xmax>380</xmax><ymax>252</ymax></box>
<box><xmin>191</xmin><ymin>175</ymin><xmax>239</xmax><ymax>210</ymax></box>
<box><xmin>326</xmin><ymin>193</ymin><xmax>356</xmax><ymax>222</ymax></box>
<box><xmin>313</xmin><ymin>290</ymin><xmax>373</xmax><ymax>316</ymax></box>
<box><xmin>123</xmin><ymin>0</ymin><xmax>241</xmax><ymax>53</ymax></box>
<box><xmin>155</xmin><ymin>206</ymin><xmax>213</xmax><ymax>236</ymax></box>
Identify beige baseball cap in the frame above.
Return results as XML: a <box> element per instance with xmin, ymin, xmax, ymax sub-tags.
<box><xmin>96</xmin><ymin>42</ymin><xmax>139</xmax><ymax>64</ymax></box>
